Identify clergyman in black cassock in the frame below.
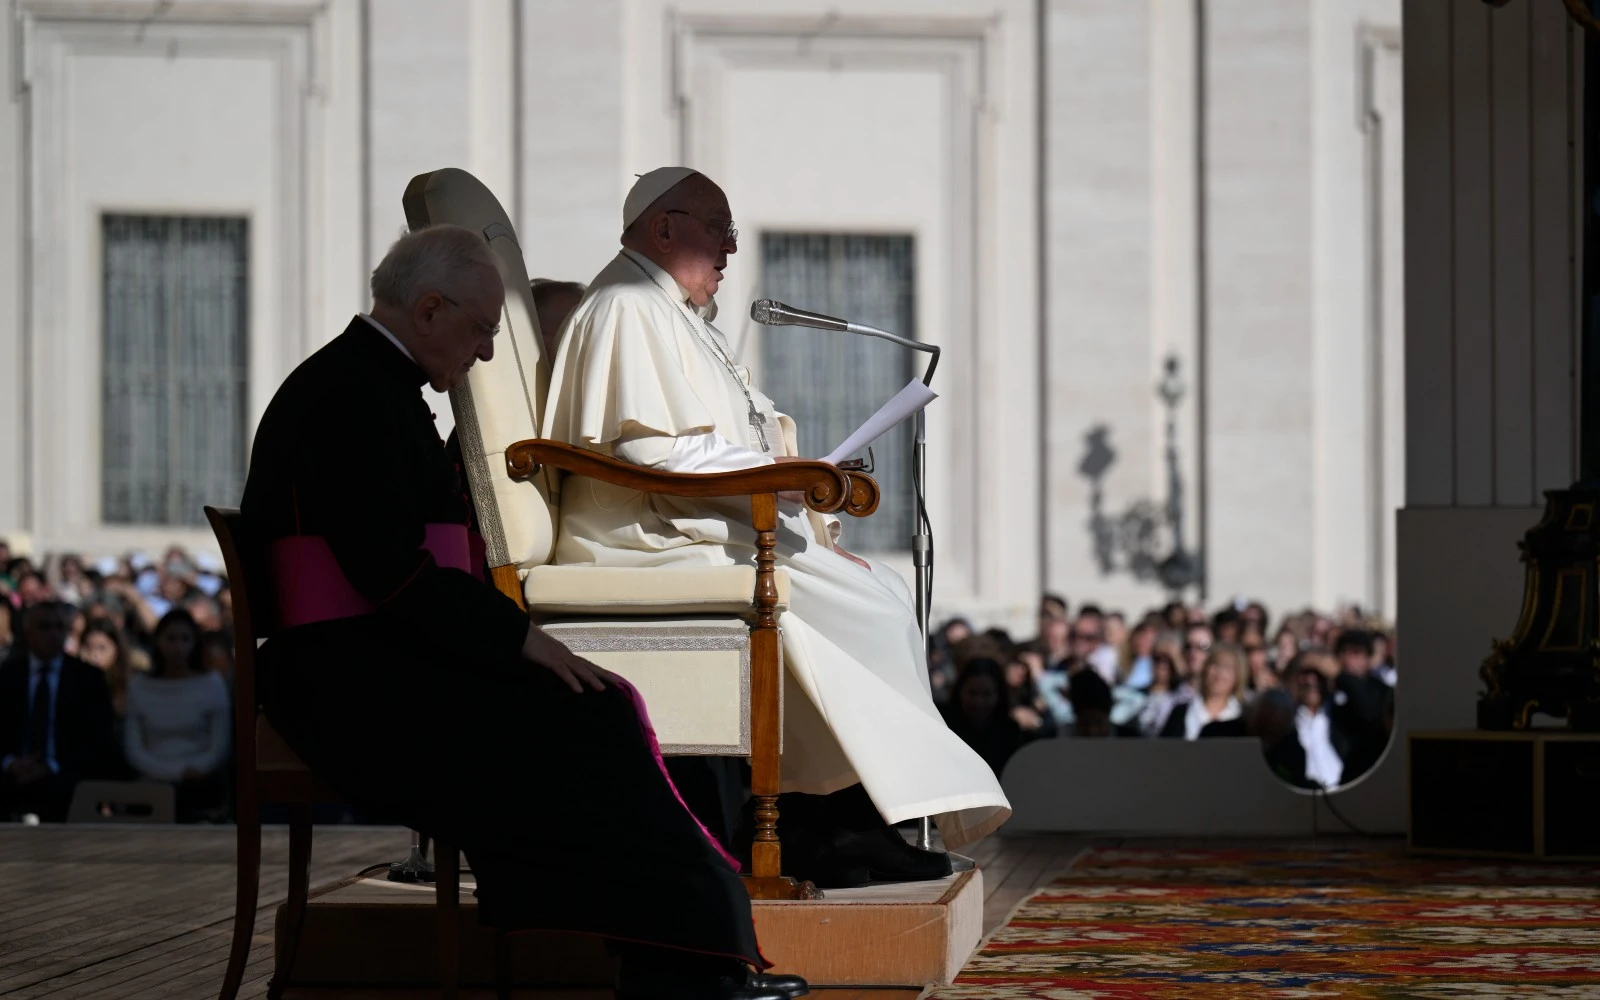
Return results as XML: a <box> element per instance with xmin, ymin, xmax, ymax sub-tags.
<box><xmin>239</xmin><ymin>225</ymin><xmax>798</xmax><ymax>999</ymax></box>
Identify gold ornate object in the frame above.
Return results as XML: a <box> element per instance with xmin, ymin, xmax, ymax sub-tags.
<box><xmin>1479</xmin><ymin>489</ymin><xmax>1600</xmax><ymax>730</ymax></box>
<box><xmin>1562</xmin><ymin>0</ymin><xmax>1600</xmax><ymax>37</ymax></box>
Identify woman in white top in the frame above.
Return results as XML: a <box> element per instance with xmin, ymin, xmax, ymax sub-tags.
<box><xmin>1160</xmin><ymin>645</ymin><xmax>1246</xmax><ymax>740</ymax></box>
<box><xmin>124</xmin><ymin>609</ymin><xmax>230</xmax><ymax>820</ymax></box>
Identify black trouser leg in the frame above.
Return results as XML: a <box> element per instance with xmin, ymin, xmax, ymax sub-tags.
<box><xmin>663</xmin><ymin>756</ymin><xmax>746</xmax><ymax>852</ymax></box>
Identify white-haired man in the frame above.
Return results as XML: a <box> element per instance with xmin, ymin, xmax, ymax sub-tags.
<box><xmin>544</xmin><ymin>169</ymin><xmax>1010</xmax><ymax>886</ymax></box>
<box><xmin>242</xmin><ymin>224</ymin><xmax>802</xmax><ymax>1000</ymax></box>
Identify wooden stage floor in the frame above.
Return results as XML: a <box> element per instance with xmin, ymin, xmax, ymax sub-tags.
<box><xmin>0</xmin><ymin>824</ymin><xmax>1095</xmax><ymax>999</ymax></box>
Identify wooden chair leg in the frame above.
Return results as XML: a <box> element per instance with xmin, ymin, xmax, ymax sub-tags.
<box><xmin>742</xmin><ymin>493</ymin><xmax>821</xmax><ymax>901</ymax></box>
<box><xmin>436</xmin><ymin>840</ymin><xmax>460</xmax><ymax>1000</ymax></box>
<box><xmin>218</xmin><ymin>796</ymin><xmax>261</xmax><ymax>1000</ymax></box>
<box><xmin>268</xmin><ymin>803</ymin><xmax>314</xmax><ymax>1000</ymax></box>
<box><xmin>495</xmin><ymin>927</ymin><xmax>512</xmax><ymax>1000</ymax></box>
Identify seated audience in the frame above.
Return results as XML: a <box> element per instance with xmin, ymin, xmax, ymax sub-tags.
<box><xmin>1122</xmin><ymin>619</ymin><xmax>1158</xmax><ymax>689</ymax></box>
<box><xmin>1072</xmin><ymin>605</ymin><xmax>1119</xmax><ymax>684</ymax></box>
<box><xmin>0</xmin><ymin>602</ymin><xmax>117</xmax><ymax>821</ymax></box>
<box><xmin>1065</xmin><ymin>669</ymin><xmax>1115</xmax><ymax>738</ymax></box>
<box><xmin>1036</xmin><ymin>594</ymin><xmax>1071</xmax><ymax>671</ymax></box>
<box><xmin>1003</xmin><ymin>654</ymin><xmax>1056</xmax><ymax>737</ymax></box>
<box><xmin>123</xmin><ymin>609</ymin><xmax>231</xmax><ymax>821</ymax></box>
<box><xmin>1181</xmin><ymin>622</ymin><xmax>1213</xmax><ymax>683</ymax></box>
<box><xmin>1288</xmin><ymin>653</ymin><xmax>1348</xmax><ymax>789</ymax></box>
<box><xmin>1135</xmin><ymin>647</ymin><xmax>1186</xmax><ymax>738</ymax></box>
<box><xmin>1244</xmin><ymin>635</ymin><xmax>1278</xmax><ymax>697</ymax></box>
<box><xmin>1328</xmin><ymin>630</ymin><xmax>1392</xmax><ymax>782</ymax></box>
<box><xmin>1249</xmin><ymin>688</ymin><xmax>1310</xmax><ymax>786</ymax></box>
<box><xmin>1161</xmin><ymin>645</ymin><xmax>1246</xmax><ymax>740</ymax></box>
<box><xmin>927</xmin><ymin>617</ymin><xmax>972</xmax><ymax>704</ymax></box>
<box><xmin>79</xmin><ymin>618</ymin><xmax>135</xmax><ymax>718</ymax></box>
<box><xmin>941</xmin><ymin>659</ymin><xmax>1030</xmax><ymax>777</ymax></box>
<box><xmin>1212</xmin><ymin>606</ymin><xmax>1243</xmax><ymax>645</ymax></box>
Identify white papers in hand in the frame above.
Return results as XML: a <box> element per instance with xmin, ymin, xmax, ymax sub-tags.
<box><xmin>823</xmin><ymin>377</ymin><xmax>937</xmax><ymax>465</ymax></box>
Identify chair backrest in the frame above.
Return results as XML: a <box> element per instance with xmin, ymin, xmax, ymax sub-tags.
<box><xmin>402</xmin><ymin>168</ymin><xmax>558</xmax><ymax>576</ymax></box>
<box><xmin>204</xmin><ymin>505</ymin><xmax>263</xmax><ymax>779</ymax></box>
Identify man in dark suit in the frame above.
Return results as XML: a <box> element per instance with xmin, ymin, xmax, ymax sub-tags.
<box><xmin>0</xmin><ymin>601</ymin><xmax>117</xmax><ymax>821</ymax></box>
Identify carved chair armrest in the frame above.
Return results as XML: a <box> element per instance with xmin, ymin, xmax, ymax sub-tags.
<box><xmin>505</xmin><ymin>439</ymin><xmax>878</xmax><ymax>517</ymax></box>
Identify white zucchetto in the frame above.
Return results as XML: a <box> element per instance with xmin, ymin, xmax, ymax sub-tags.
<box><xmin>622</xmin><ymin>167</ymin><xmax>702</xmax><ymax>231</ymax></box>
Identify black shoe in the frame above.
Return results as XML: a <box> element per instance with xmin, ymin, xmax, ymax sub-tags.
<box><xmin>787</xmin><ymin>823</ymin><xmax>954</xmax><ymax>888</ymax></box>
<box><xmin>753</xmin><ymin>971</ymin><xmax>811</xmax><ymax>998</ymax></box>
<box><xmin>616</xmin><ymin>964</ymin><xmax>809</xmax><ymax>999</ymax></box>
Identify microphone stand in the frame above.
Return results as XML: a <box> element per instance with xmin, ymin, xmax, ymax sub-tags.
<box><xmin>795</xmin><ymin>321</ymin><xmax>970</xmax><ymax>870</ymax></box>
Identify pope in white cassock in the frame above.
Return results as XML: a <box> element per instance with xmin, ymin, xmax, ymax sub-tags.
<box><xmin>542</xmin><ymin>168</ymin><xmax>1011</xmax><ymax>868</ymax></box>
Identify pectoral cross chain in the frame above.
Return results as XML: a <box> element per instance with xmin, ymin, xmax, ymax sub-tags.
<box><xmin>748</xmin><ymin>403</ymin><xmax>770</xmax><ymax>452</ymax></box>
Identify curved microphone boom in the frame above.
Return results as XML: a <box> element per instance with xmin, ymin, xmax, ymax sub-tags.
<box><xmin>749</xmin><ymin>299</ymin><xmax>939</xmax><ymax>385</ymax></box>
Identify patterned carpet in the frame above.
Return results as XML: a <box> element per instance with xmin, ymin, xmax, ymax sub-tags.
<box><xmin>930</xmin><ymin>846</ymin><xmax>1600</xmax><ymax>999</ymax></box>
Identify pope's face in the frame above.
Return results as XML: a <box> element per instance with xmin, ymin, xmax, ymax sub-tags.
<box><xmin>648</xmin><ymin>178</ymin><xmax>737</xmax><ymax>307</ymax></box>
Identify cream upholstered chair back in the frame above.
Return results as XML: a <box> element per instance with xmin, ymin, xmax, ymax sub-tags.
<box><xmin>399</xmin><ymin>168</ymin><xmax>792</xmax><ymax>761</ymax></box>
<box><xmin>401</xmin><ymin>168</ymin><xmax>557</xmax><ymax>575</ymax></box>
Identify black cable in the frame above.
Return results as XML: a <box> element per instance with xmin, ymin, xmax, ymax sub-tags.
<box><xmin>912</xmin><ymin>428</ymin><xmax>934</xmax><ymax>639</ymax></box>
<box><xmin>1313</xmin><ymin>787</ymin><xmax>1369</xmax><ymax>837</ymax></box>
<box><xmin>354</xmin><ymin>860</ymin><xmax>475</xmax><ymax>880</ymax></box>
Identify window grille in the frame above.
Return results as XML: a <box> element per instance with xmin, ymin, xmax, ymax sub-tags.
<box><xmin>759</xmin><ymin>233</ymin><xmax>916</xmax><ymax>552</ymax></box>
<box><xmin>102</xmin><ymin>214</ymin><xmax>250</xmax><ymax>526</ymax></box>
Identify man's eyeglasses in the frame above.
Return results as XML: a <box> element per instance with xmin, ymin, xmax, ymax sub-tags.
<box><xmin>666</xmin><ymin>210</ymin><xmax>738</xmax><ymax>245</ymax></box>
<box><xmin>1070</xmin><ymin>632</ymin><xmax>1102</xmax><ymax>644</ymax></box>
<box><xmin>440</xmin><ymin>294</ymin><xmax>501</xmax><ymax>337</ymax></box>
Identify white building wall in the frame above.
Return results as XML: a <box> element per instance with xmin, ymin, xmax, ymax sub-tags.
<box><xmin>1043</xmin><ymin>0</ymin><xmax>1401</xmax><ymax>620</ymax></box>
<box><xmin>1204</xmin><ymin>0</ymin><xmax>1316</xmax><ymax>613</ymax></box>
<box><xmin>0</xmin><ymin>0</ymin><xmax>1406</xmax><ymax>628</ymax></box>
<box><xmin>519</xmin><ymin>0</ymin><xmax>624</xmax><ymax>287</ymax></box>
<box><xmin>0</xmin><ymin>11</ymin><xmax>24</xmax><ymax>538</ymax></box>
<box><xmin>10</xmin><ymin>0</ymin><xmax>364</xmax><ymax>556</ymax></box>
<box><xmin>1042</xmin><ymin>0</ymin><xmax>1168</xmax><ymax>618</ymax></box>
<box><xmin>1312</xmin><ymin>0</ymin><xmax>1403</xmax><ymax>616</ymax></box>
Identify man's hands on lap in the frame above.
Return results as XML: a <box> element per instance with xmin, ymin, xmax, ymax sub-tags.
<box><xmin>522</xmin><ymin>624</ymin><xmax>620</xmax><ymax>694</ymax></box>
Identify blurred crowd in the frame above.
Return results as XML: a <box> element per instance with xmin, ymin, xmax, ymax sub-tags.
<box><xmin>931</xmin><ymin>594</ymin><xmax>1397</xmax><ymax>791</ymax></box>
<box><xmin>1</xmin><ymin>530</ymin><xmax>1398</xmax><ymax>824</ymax></box>
<box><xmin>0</xmin><ymin>539</ymin><xmax>237</xmax><ymax>823</ymax></box>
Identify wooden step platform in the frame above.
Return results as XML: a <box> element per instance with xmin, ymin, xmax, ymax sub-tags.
<box><xmin>278</xmin><ymin>867</ymin><xmax>982</xmax><ymax>991</ymax></box>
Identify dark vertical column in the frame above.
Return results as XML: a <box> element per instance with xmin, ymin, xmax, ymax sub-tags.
<box><xmin>1581</xmin><ymin>3</ymin><xmax>1600</xmax><ymax>483</ymax></box>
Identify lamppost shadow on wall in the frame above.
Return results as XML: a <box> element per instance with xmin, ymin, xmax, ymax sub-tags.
<box><xmin>1079</xmin><ymin>355</ymin><xmax>1204</xmax><ymax>599</ymax></box>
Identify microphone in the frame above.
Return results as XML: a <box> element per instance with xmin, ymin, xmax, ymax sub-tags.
<box><xmin>750</xmin><ymin>298</ymin><xmax>849</xmax><ymax>333</ymax></box>
<box><xmin>748</xmin><ymin>297</ymin><xmax>851</xmax><ymax>332</ymax></box>
<box><xmin>749</xmin><ymin>298</ymin><xmax>939</xmax><ymax>385</ymax></box>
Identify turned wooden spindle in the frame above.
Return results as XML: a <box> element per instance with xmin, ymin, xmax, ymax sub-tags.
<box><xmin>744</xmin><ymin>492</ymin><xmax>819</xmax><ymax>900</ymax></box>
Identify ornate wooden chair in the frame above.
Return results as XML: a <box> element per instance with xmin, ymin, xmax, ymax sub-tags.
<box><xmin>402</xmin><ymin>168</ymin><xmax>878</xmax><ymax>900</ymax></box>
<box><xmin>205</xmin><ymin>506</ymin><xmax>473</xmax><ymax>1000</ymax></box>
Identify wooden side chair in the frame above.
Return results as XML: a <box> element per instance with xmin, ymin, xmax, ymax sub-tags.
<box><xmin>206</xmin><ymin>506</ymin><xmax>472</xmax><ymax>1000</ymax></box>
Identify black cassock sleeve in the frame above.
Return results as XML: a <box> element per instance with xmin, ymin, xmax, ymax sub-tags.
<box><xmin>294</xmin><ymin>394</ymin><xmax>530</xmax><ymax>669</ymax></box>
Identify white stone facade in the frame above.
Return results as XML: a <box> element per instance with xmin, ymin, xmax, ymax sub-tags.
<box><xmin>0</xmin><ymin>0</ymin><xmax>1402</xmax><ymax>631</ymax></box>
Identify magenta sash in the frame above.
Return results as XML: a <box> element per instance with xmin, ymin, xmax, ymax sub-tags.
<box><xmin>269</xmin><ymin>523</ymin><xmax>471</xmax><ymax>628</ymax></box>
